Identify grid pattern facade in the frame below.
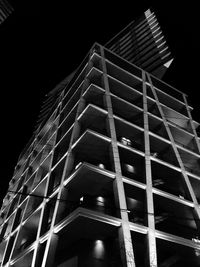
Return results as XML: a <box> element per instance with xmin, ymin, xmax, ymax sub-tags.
<box><xmin>0</xmin><ymin>43</ymin><xmax>200</xmax><ymax>267</ymax></box>
<box><xmin>105</xmin><ymin>9</ymin><xmax>173</xmax><ymax>78</ymax></box>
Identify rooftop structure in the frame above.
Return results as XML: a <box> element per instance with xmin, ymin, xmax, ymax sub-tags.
<box><xmin>105</xmin><ymin>9</ymin><xmax>174</xmax><ymax>78</ymax></box>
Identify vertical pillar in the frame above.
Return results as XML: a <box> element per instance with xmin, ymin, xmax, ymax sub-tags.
<box><xmin>55</xmin><ymin>187</ymin><xmax>69</xmax><ymax>224</ymax></box>
<box><xmin>182</xmin><ymin>95</ymin><xmax>200</xmax><ymax>153</ymax></box>
<box><xmin>146</xmin><ymin>72</ymin><xmax>200</xmax><ymax>226</ymax></box>
<box><xmin>100</xmin><ymin>45</ymin><xmax>135</xmax><ymax>267</ymax></box>
<box><xmin>182</xmin><ymin>95</ymin><xmax>200</xmax><ymax>231</ymax></box>
<box><xmin>42</xmin><ymin>56</ymin><xmax>91</xmax><ymax>267</ymax></box>
<box><xmin>142</xmin><ymin>71</ymin><xmax>157</xmax><ymax>267</ymax></box>
<box><xmin>42</xmin><ymin>234</ymin><xmax>58</xmax><ymax>267</ymax></box>
<box><xmin>32</xmin><ymin>95</ymin><xmax>63</xmax><ymax>267</ymax></box>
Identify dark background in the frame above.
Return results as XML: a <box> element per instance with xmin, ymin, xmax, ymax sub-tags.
<box><xmin>0</xmin><ymin>0</ymin><xmax>199</xmax><ymax>203</ymax></box>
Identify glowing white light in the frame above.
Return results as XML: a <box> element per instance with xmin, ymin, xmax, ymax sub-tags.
<box><xmin>164</xmin><ymin>58</ymin><xmax>174</xmax><ymax>68</ymax></box>
<box><xmin>155</xmin><ymin>36</ymin><xmax>164</xmax><ymax>43</ymax></box>
<box><xmin>75</xmin><ymin>162</ymin><xmax>82</xmax><ymax>170</ymax></box>
<box><xmin>98</xmin><ymin>163</ymin><xmax>105</xmax><ymax>169</ymax></box>
<box><xmin>192</xmin><ymin>237</ymin><xmax>200</xmax><ymax>256</ymax></box>
<box><xmin>159</xmin><ymin>47</ymin><xmax>168</xmax><ymax>54</ymax></box>
<box><xmin>125</xmin><ymin>164</ymin><xmax>135</xmax><ymax>173</ymax></box>
<box><xmin>152</xmin><ymin>26</ymin><xmax>161</xmax><ymax>34</ymax></box>
<box><xmin>149</xmin><ymin>19</ymin><xmax>157</xmax><ymax>27</ymax></box>
<box><xmin>157</xmin><ymin>41</ymin><xmax>166</xmax><ymax>48</ymax></box>
<box><xmin>153</xmin><ymin>179</ymin><xmax>164</xmax><ymax>186</ymax></box>
<box><xmin>192</xmin><ymin>237</ymin><xmax>200</xmax><ymax>244</ymax></box>
<box><xmin>147</xmin><ymin>15</ymin><xmax>156</xmax><ymax>23</ymax></box>
<box><xmin>153</xmin><ymin>31</ymin><xmax>162</xmax><ymax>39</ymax></box>
<box><xmin>151</xmin><ymin>152</ymin><xmax>158</xmax><ymax>158</ymax></box>
<box><xmin>93</xmin><ymin>240</ymin><xmax>105</xmax><ymax>259</ymax></box>
<box><xmin>121</xmin><ymin>137</ymin><xmax>132</xmax><ymax>146</ymax></box>
<box><xmin>150</xmin><ymin>22</ymin><xmax>159</xmax><ymax>30</ymax></box>
<box><xmin>161</xmin><ymin>52</ymin><xmax>171</xmax><ymax>60</ymax></box>
<box><xmin>97</xmin><ymin>196</ymin><xmax>104</xmax><ymax>203</ymax></box>
<box><xmin>195</xmin><ymin>250</ymin><xmax>200</xmax><ymax>257</ymax></box>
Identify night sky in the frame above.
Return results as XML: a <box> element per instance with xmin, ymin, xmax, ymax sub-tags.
<box><xmin>0</xmin><ymin>1</ymin><xmax>199</xmax><ymax>203</ymax></box>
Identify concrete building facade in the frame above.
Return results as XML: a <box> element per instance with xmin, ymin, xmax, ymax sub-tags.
<box><xmin>0</xmin><ymin>9</ymin><xmax>200</xmax><ymax>267</ymax></box>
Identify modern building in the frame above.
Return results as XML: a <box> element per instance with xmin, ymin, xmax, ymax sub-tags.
<box><xmin>105</xmin><ymin>9</ymin><xmax>173</xmax><ymax>79</ymax></box>
<box><xmin>0</xmin><ymin>0</ymin><xmax>13</xmax><ymax>25</ymax></box>
<box><xmin>0</xmin><ymin>8</ymin><xmax>200</xmax><ymax>267</ymax></box>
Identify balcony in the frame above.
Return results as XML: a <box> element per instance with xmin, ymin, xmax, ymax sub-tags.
<box><xmin>148</xmin><ymin>114</ymin><xmax>169</xmax><ymax>139</ymax></box>
<box><xmin>32</xmin><ymin>155</ymin><xmax>51</xmax><ymax>189</ymax></box>
<box><xmin>115</xmin><ymin>118</ymin><xmax>144</xmax><ymax>153</ymax></box>
<box><xmin>40</xmin><ymin>195</ymin><xmax>57</xmax><ymax>236</ymax></box>
<box><xmin>105</xmin><ymin>59</ymin><xmax>142</xmax><ymax>92</ymax></box>
<box><xmin>111</xmin><ymin>95</ymin><xmax>143</xmax><ymax>128</ymax></box>
<box><xmin>24</xmin><ymin>180</ymin><xmax>46</xmax><ymax>220</ymax></box>
<box><xmin>130</xmin><ymin>231</ymin><xmax>147</xmax><ymax>266</ymax></box>
<box><xmin>178</xmin><ymin>148</ymin><xmax>200</xmax><ymax>176</ymax></box>
<box><xmin>59</xmin><ymin>100</ymin><xmax>78</xmax><ymax>126</ymax></box>
<box><xmin>56</xmin><ymin>162</ymin><xmax>116</xmax><ymax>223</ymax></box>
<box><xmin>124</xmin><ymin>183</ymin><xmax>146</xmax><ymax>225</ymax></box>
<box><xmin>53</xmin><ymin>214</ymin><xmax>122</xmax><ymax>267</ymax></box>
<box><xmin>154</xmin><ymin>194</ymin><xmax>199</xmax><ymax>240</ymax></box>
<box><xmin>151</xmin><ymin>160</ymin><xmax>191</xmax><ymax>200</ymax></box>
<box><xmin>149</xmin><ymin>135</ymin><xmax>179</xmax><ymax>167</ymax></box>
<box><xmin>147</xmin><ymin>98</ymin><xmax>162</xmax><ymax>118</ymax></box>
<box><xmin>60</xmin><ymin>84</ymin><xmax>82</xmax><ymax>121</ymax></box>
<box><xmin>108</xmin><ymin>75</ymin><xmax>143</xmax><ymax>109</ymax></box>
<box><xmin>90</xmin><ymin>51</ymin><xmax>102</xmax><ymax>71</ymax></box>
<box><xmin>189</xmin><ymin>176</ymin><xmax>200</xmax><ymax>204</ymax></box>
<box><xmin>53</xmin><ymin>128</ymin><xmax>72</xmax><ymax>166</ymax></box>
<box><xmin>150</xmin><ymin>75</ymin><xmax>184</xmax><ymax>102</ymax></box>
<box><xmin>12</xmin><ymin>250</ymin><xmax>34</xmax><ymax>267</ymax></box>
<box><xmin>169</xmin><ymin>124</ymin><xmax>199</xmax><ymax>153</ymax></box>
<box><xmin>162</xmin><ymin>105</ymin><xmax>192</xmax><ymax>134</ymax></box>
<box><xmin>12</xmin><ymin>210</ymin><xmax>41</xmax><ymax>258</ymax></box>
<box><xmin>78</xmin><ymin>104</ymin><xmax>108</xmax><ymax>137</ymax></box>
<box><xmin>119</xmin><ymin>146</ymin><xmax>145</xmax><ymax>183</ymax></box>
<box><xmin>86</xmin><ymin>67</ymin><xmax>103</xmax><ymax>89</ymax></box>
<box><xmin>48</xmin><ymin>158</ymin><xmax>66</xmax><ymax>194</ymax></box>
<box><xmin>72</xmin><ymin>130</ymin><xmax>113</xmax><ymax>172</ymax></box>
<box><xmin>156</xmin><ymin>238</ymin><xmax>200</xmax><ymax>267</ymax></box>
<box><xmin>83</xmin><ymin>83</ymin><xmax>105</xmax><ymax>110</ymax></box>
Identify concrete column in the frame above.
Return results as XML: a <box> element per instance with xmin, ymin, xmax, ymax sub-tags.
<box><xmin>146</xmin><ymin>72</ymin><xmax>200</xmax><ymax>227</ymax></box>
<box><xmin>43</xmin><ymin>57</ymin><xmax>92</xmax><ymax>267</ymax></box>
<box><xmin>100</xmin><ymin>45</ymin><xmax>135</xmax><ymax>267</ymax></box>
<box><xmin>142</xmin><ymin>71</ymin><xmax>157</xmax><ymax>267</ymax></box>
<box><xmin>55</xmin><ymin>187</ymin><xmax>69</xmax><ymax>224</ymax></box>
<box><xmin>42</xmin><ymin>234</ymin><xmax>58</xmax><ymax>267</ymax></box>
<box><xmin>182</xmin><ymin>94</ymin><xmax>200</xmax><ymax>153</ymax></box>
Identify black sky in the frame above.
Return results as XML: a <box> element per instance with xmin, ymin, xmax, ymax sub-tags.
<box><xmin>0</xmin><ymin>0</ymin><xmax>199</xmax><ymax>202</ymax></box>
